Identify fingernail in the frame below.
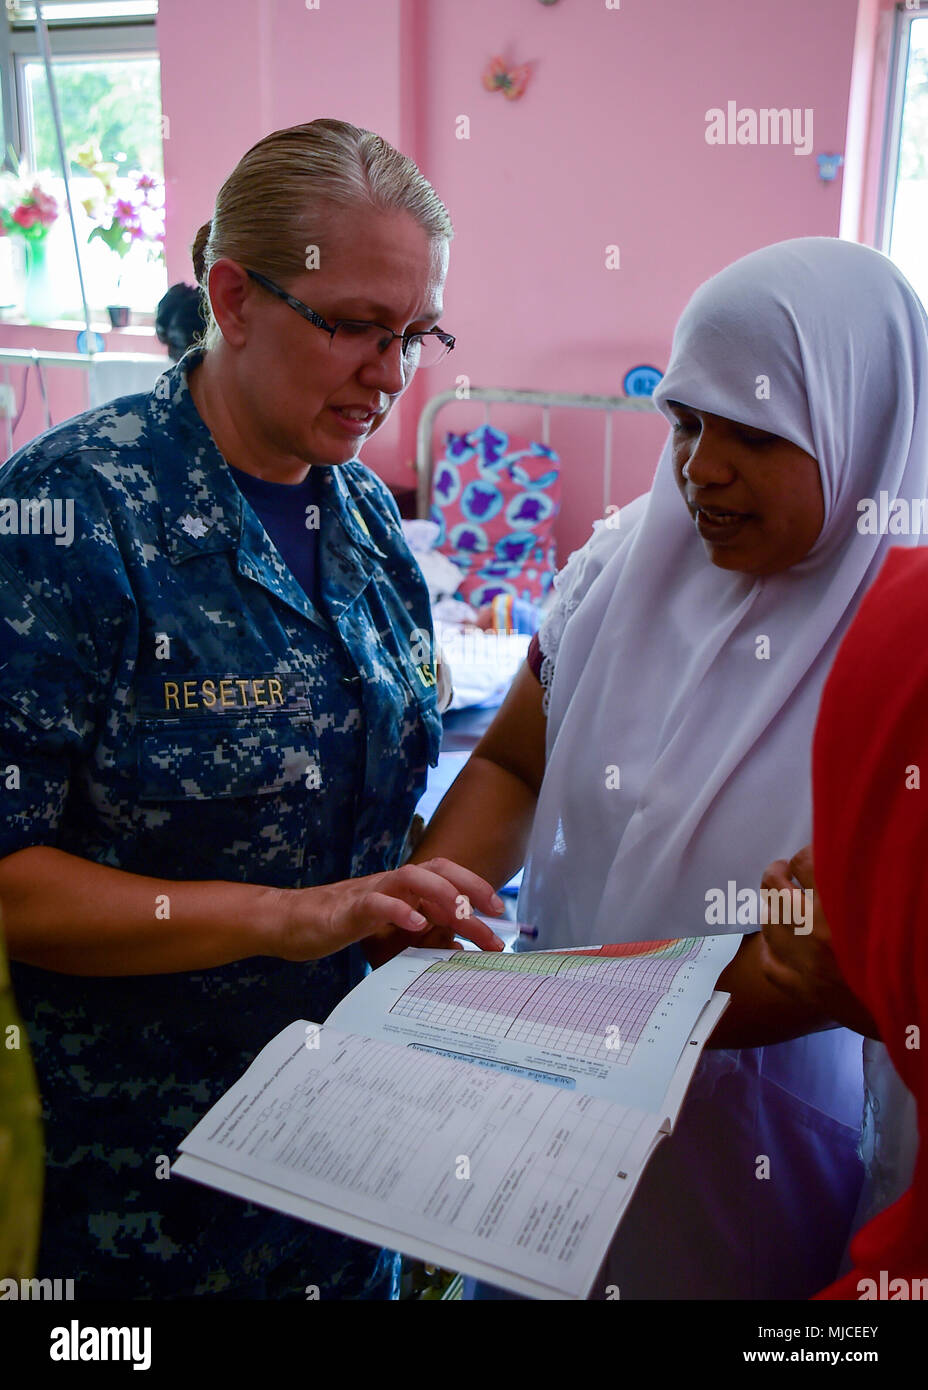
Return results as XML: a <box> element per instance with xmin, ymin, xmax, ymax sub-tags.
<box><xmin>410</xmin><ymin>911</ymin><xmax>427</xmax><ymax>927</ymax></box>
<box><xmin>491</xmin><ymin>894</ymin><xmax>504</xmax><ymax>912</ymax></box>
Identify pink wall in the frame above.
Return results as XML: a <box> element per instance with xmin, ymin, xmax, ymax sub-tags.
<box><xmin>158</xmin><ymin>0</ymin><xmax>410</xmax><ymax>482</ymax></box>
<box><xmin>406</xmin><ymin>0</ymin><xmax>860</xmax><ymax>554</ymax></box>
<box><xmin>2</xmin><ymin>0</ymin><xmax>870</xmax><ymax>559</ymax></box>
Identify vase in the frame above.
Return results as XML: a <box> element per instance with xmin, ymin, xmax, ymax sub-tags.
<box><xmin>23</xmin><ymin>238</ymin><xmax>59</xmax><ymax>325</ymax></box>
<box><xmin>0</xmin><ymin>237</ymin><xmax>25</xmax><ymax>313</ymax></box>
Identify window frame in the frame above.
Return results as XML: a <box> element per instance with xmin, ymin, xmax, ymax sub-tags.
<box><xmin>5</xmin><ymin>1</ymin><xmax>156</xmax><ymax>22</ymax></box>
<box><xmin>0</xmin><ymin>13</ymin><xmax>163</xmax><ymax>325</ymax></box>
<box><xmin>878</xmin><ymin>1</ymin><xmax>928</xmax><ymax>256</ymax></box>
<box><xmin>2</xmin><ymin>19</ymin><xmax>157</xmax><ymax>170</ymax></box>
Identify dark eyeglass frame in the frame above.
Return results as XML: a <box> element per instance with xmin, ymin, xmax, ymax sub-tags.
<box><xmin>245</xmin><ymin>269</ymin><xmax>455</xmax><ymax>363</ymax></box>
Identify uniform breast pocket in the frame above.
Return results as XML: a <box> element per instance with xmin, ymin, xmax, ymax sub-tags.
<box><xmin>136</xmin><ymin>712</ymin><xmax>319</xmax><ymax>802</ymax></box>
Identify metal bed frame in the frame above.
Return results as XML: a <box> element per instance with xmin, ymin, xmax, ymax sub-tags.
<box><xmin>415</xmin><ymin>386</ymin><xmax>657</xmax><ymax>519</ymax></box>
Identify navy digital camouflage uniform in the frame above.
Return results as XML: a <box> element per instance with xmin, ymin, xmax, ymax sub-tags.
<box><xmin>0</xmin><ymin>345</ymin><xmax>441</xmax><ymax>1299</ymax></box>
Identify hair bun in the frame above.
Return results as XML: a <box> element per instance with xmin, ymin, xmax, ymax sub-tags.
<box><xmin>191</xmin><ymin>220</ymin><xmax>212</xmax><ymax>284</ymax></box>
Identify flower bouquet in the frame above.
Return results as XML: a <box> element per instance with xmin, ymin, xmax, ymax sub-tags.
<box><xmin>0</xmin><ymin>156</ymin><xmax>60</xmax><ymax>317</ymax></box>
<box><xmin>0</xmin><ymin>171</ymin><xmax>59</xmax><ymax>241</ymax></box>
<box><xmin>75</xmin><ymin>140</ymin><xmax>165</xmax><ymax>324</ymax></box>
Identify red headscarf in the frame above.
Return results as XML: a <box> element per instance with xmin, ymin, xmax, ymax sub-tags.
<box><xmin>812</xmin><ymin>547</ymin><xmax>928</xmax><ymax>1299</ymax></box>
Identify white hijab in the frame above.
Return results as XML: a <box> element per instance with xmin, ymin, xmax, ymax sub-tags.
<box><xmin>520</xmin><ymin>237</ymin><xmax>928</xmax><ymax>948</ymax></box>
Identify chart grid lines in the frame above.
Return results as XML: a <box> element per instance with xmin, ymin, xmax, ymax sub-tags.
<box><xmin>389</xmin><ymin>941</ymin><xmax>702</xmax><ymax>1065</ymax></box>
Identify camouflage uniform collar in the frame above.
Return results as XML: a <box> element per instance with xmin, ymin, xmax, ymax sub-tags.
<box><xmin>317</xmin><ymin>464</ymin><xmax>388</xmax><ymax>561</ymax></box>
<box><xmin>148</xmin><ymin>347</ymin><xmax>386</xmax><ymax>564</ymax></box>
<box><xmin>147</xmin><ymin>347</ymin><xmax>244</xmax><ymax>563</ymax></box>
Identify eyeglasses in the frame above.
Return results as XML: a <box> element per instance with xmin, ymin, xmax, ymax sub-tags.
<box><xmin>245</xmin><ymin>269</ymin><xmax>455</xmax><ymax>369</ymax></box>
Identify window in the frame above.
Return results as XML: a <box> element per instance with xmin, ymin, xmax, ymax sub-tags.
<box><xmin>881</xmin><ymin>3</ymin><xmax>928</xmax><ymax>307</ymax></box>
<box><xmin>6</xmin><ymin>3</ymin><xmax>157</xmax><ymax>20</ymax></box>
<box><xmin>0</xmin><ymin>0</ymin><xmax>165</xmax><ymax>323</ymax></box>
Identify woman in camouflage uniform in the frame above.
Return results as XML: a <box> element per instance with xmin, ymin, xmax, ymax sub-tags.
<box><xmin>0</xmin><ymin>119</ymin><xmax>502</xmax><ymax>1300</ymax></box>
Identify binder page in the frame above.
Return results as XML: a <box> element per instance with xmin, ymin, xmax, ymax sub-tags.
<box><xmin>175</xmin><ymin>1020</ymin><xmax>661</xmax><ymax>1300</ymax></box>
<box><xmin>327</xmin><ymin>935</ymin><xmax>741</xmax><ymax>1111</ymax></box>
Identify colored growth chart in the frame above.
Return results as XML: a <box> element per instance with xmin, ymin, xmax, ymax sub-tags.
<box><xmin>388</xmin><ymin>940</ymin><xmax>701</xmax><ymax>1067</ymax></box>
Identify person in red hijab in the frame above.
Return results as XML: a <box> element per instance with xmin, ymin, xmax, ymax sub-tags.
<box><xmin>808</xmin><ymin>545</ymin><xmax>928</xmax><ymax>1298</ymax></box>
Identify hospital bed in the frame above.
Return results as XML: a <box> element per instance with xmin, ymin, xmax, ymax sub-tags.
<box><xmin>413</xmin><ymin>384</ymin><xmax>656</xmax><ymax>725</ymax></box>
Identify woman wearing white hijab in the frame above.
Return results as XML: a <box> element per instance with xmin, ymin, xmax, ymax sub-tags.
<box><xmin>412</xmin><ymin>237</ymin><xmax>928</xmax><ymax>1297</ymax></box>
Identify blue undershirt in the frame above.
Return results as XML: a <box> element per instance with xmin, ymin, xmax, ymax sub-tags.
<box><xmin>228</xmin><ymin>462</ymin><xmax>321</xmax><ymax>603</ymax></box>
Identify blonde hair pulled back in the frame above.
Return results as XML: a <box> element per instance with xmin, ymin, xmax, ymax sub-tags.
<box><xmin>190</xmin><ymin>118</ymin><xmax>453</xmax><ymax>352</ymax></box>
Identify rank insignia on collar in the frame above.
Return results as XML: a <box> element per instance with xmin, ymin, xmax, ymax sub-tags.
<box><xmin>179</xmin><ymin>513</ymin><xmax>210</xmax><ymax>539</ymax></box>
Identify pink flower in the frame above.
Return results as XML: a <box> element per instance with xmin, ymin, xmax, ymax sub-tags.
<box><xmin>135</xmin><ymin>172</ymin><xmax>158</xmax><ymax>193</ymax></box>
<box><xmin>29</xmin><ymin>184</ymin><xmax>58</xmax><ymax>225</ymax></box>
<box><xmin>12</xmin><ymin>204</ymin><xmax>38</xmax><ymax>229</ymax></box>
<box><xmin>114</xmin><ymin>198</ymin><xmax>139</xmax><ymax>226</ymax></box>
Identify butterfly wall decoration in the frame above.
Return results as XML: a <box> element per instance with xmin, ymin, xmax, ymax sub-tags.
<box><xmin>482</xmin><ymin>56</ymin><xmax>532</xmax><ymax>101</ymax></box>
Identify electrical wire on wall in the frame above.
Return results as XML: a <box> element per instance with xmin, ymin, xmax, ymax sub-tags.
<box><xmin>9</xmin><ymin>356</ymin><xmax>50</xmax><ymax>439</ymax></box>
